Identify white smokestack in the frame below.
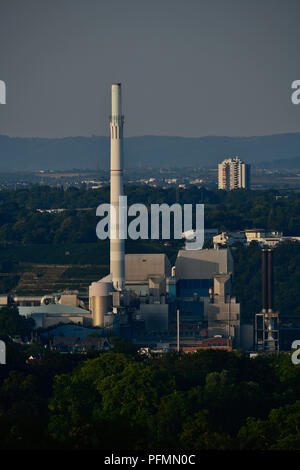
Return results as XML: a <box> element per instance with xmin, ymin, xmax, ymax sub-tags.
<box><xmin>110</xmin><ymin>83</ymin><xmax>125</xmax><ymax>290</ymax></box>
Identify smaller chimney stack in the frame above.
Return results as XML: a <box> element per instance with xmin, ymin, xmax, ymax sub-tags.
<box><xmin>267</xmin><ymin>249</ymin><xmax>273</xmax><ymax>312</ymax></box>
<box><xmin>262</xmin><ymin>249</ymin><xmax>268</xmax><ymax>312</ymax></box>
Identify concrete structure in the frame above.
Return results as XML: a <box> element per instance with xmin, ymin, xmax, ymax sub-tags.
<box><xmin>175</xmin><ymin>248</ymin><xmax>234</xmax><ymax>298</ymax></box>
<box><xmin>18</xmin><ymin>304</ymin><xmax>92</xmax><ymax>329</ymax></box>
<box><xmin>125</xmin><ymin>254</ymin><xmax>172</xmax><ymax>333</ymax></box>
<box><xmin>57</xmin><ymin>294</ymin><xmax>84</xmax><ymax>307</ymax></box>
<box><xmin>218</xmin><ymin>156</ymin><xmax>250</xmax><ymax>190</ymax></box>
<box><xmin>204</xmin><ymin>274</ymin><xmax>240</xmax><ymax>346</ymax></box>
<box><xmin>125</xmin><ymin>253</ymin><xmax>171</xmax><ymax>297</ymax></box>
<box><xmin>135</xmin><ymin>303</ymin><xmax>169</xmax><ymax>332</ymax></box>
<box><xmin>110</xmin><ymin>83</ymin><xmax>125</xmax><ymax>290</ymax></box>
<box><xmin>170</xmin><ymin>248</ymin><xmax>241</xmax><ymax>347</ymax></box>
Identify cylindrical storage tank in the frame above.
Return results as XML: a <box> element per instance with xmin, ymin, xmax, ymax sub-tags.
<box><xmin>93</xmin><ymin>295</ymin><xmax>111</xmax><ymax>327</ymax></box>
<box><xmin>90</xmin><ymin>280</ymin><xmax>113</xmax><ymax>327</ymax></box>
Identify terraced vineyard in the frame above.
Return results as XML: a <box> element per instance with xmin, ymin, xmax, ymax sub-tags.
<box><xmin>54</xmin><ymin>265</ymin><xmax>109</xmax><ymax>292</ymax></box>
<box><xmin>11</xmin><ymin>263</ymin><xmax>109</xmax><ymax>295</ymax></box>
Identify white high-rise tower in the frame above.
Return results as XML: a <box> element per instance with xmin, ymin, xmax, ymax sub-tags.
<box><xmin>218</xmin><ymin>156</ymin><xmax>250</xmax><ymax>190</ymax></box>
<box><xmin>110</xmin><ymin>83</ymin><xmax>125</xmax><ymax>290</ymax></box>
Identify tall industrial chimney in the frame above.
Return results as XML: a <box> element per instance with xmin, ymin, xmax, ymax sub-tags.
<box><xmin>110</xmin><ymin>83</ymin><xmax>125</xmax><ymax>290</ymax></box>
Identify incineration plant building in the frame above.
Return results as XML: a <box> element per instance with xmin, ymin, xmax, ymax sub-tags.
<box><xmin>12</xmin><ymin>83</ymin><xmax>249</xmax><ymax>352</ymax></box>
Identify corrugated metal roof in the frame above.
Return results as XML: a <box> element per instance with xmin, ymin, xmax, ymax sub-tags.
<box><xmin>18</xmin><ymin>304</ymin><xmax>90</xmax><ymax>316</ymax></box>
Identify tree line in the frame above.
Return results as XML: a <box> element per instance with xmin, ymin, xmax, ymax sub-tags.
<box><xmin>0</xmin><ymin>186</ymin><xmax>299</xmax><ymax>245</ymax></box>
<box><xmin>0</xmin><ymin>340</ymin><xmax>300</xmax><ymax>450</ymax></box>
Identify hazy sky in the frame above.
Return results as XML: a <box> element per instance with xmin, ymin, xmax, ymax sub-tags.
<box><xmin>0</xmin><ymin>0</ymin><xmax>300</xmax><ymax>138</ymax></box>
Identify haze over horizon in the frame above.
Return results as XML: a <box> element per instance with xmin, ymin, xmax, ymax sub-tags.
<box><xmin>1</xmin><ymin>0</ymin><xmax>300</xmax><ymax>139</ymax></box>
<box><xmin>0</xmin><ymin>133</ymin><xmax>300</xmax><ymax>171</ymax></box>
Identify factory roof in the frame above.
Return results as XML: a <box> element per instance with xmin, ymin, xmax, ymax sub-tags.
<box><xmin>18</xmin><ymin>304</ymin><xmax>90</xmax><ymax>317</ymax></box>
<box><xmin>125</xmin><ymin>253</ymin><xmax>171</xmax><ymax>282</ymax></box>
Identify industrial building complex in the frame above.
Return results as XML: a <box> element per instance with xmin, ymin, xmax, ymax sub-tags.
<box><xmin>1</xmin><ymin>84</ymin><xmax>286</xmax><ymax>354</ymax></box>
<box><xmin>86</xmin><ymin>84</ymin><xmax>245</xmax><ymax>351</ymax></box>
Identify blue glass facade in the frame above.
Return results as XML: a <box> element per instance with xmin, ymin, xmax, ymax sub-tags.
<box><xmin>176</xmin><ymin>279</ymin><xmax>213</xmax><ymax>297</ymax></box>
<box><xmin>167</xmin><ymin>282</ymin><xmax>177</xmax><ymax>297</ymax></box>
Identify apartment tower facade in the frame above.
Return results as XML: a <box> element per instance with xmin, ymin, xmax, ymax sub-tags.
<box><xmin>218</xmin><ymin>156</ymin><xmax>250</xmax><ymax>190</ymax></box>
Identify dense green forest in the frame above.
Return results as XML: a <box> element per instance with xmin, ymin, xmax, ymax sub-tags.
<box><xmin>0</xmin><ymin>338</ymin><xmax>300</xmax><ymax>450</ymax></box>
<box><xmin>0</xmin><ymin>186</ymin><xmax>299</xmax><ymax>245</ymax></box>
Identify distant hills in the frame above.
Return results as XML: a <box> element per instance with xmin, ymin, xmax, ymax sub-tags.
<box><xmin>257</xmin><ymin>155</ymin><xmax>300</xmax><ymax>169</ymax></box>
<box><xmin>0</xmin><ymin>132</ymin><xmax>300</xmax><ymax>171</ymax></box>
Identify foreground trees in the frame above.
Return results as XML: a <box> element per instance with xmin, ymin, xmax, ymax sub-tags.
<box><xmin>1</xmin><ymin>348</ymin><xmax>299</xmax><ymax>450</ymax></box>
<box><xmin>1</xmin><ymin>346</ymin><xmax>300</xmax><ymax>449</ymax></box>
<box><xmin>0</xmin><ymin>305</ymin><xmax>34</xmax><ymax>340</ymax></box>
